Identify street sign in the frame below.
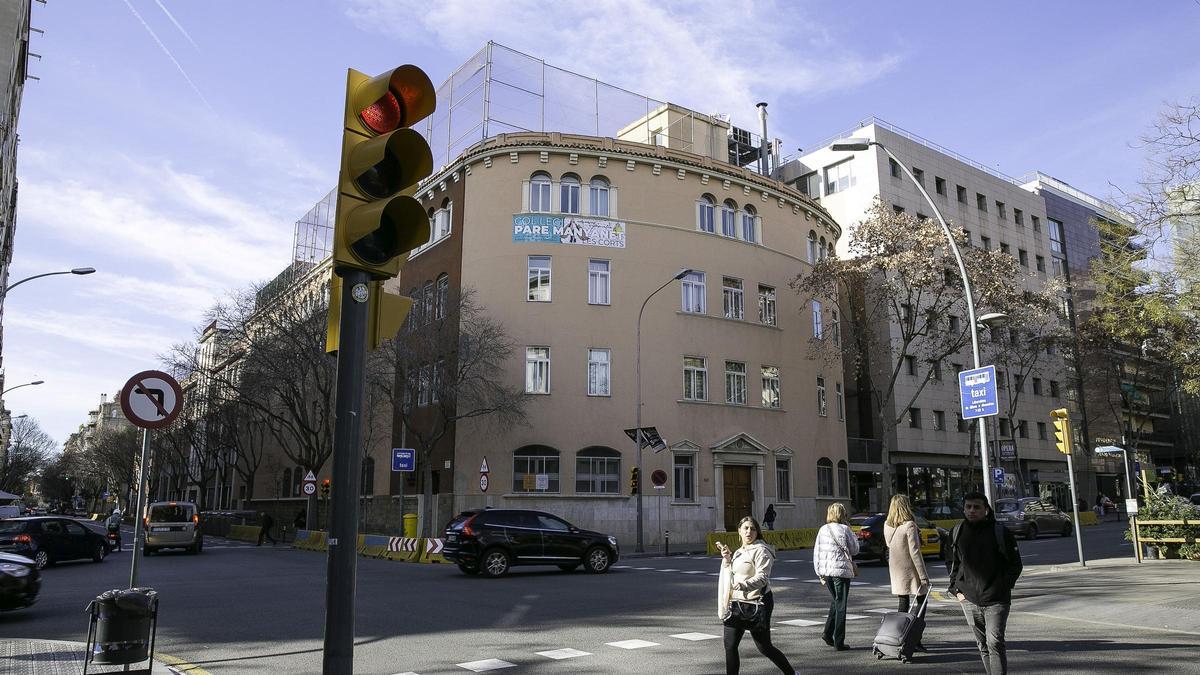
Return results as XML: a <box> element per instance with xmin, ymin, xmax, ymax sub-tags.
<box><xmin>392</xmin><ymin>448</ymin><xmax>415</xmax><ymax>472</ymax></box>
<box><xmin>1126</xmin><ymin>499</ymin><xmax>1139</xmax><ymax>516</ymax></box>
<box><xmin>119</xmin><ymin>370</ymin><xmax>184</xmax><ymax>429</ymax></box>
<box><xmin>992</xmin><ymin>467</ymin><xmax>1005</xmax><ymax>485</ymax></box>
<box><xmin>535</xmin><ymin>474</ymin><xmax>549</xmax><ymax>491</ymax></box>
<box><xmin>479</xmin><ymin>457</ymin><xmax>490</xmax><ymax>474</ymax></box>
<box><xmin>958</xmin><ymin>365</ymin><xmax>998</xmax><ymax>419</ymax></box>
<box><xmin>1094</xmin><ymin>445</ymin><xmax>1124</xmax><ymax>455</ymax></box>
<box><xmin>479</xmin><ymin>474</ymin><xmax>489</xmax><ymax>492</ymax></box>
<box><xmin>302</xmin><ymin>470</ymin><xmax>317</xmax><ymax>495</ymax></box>
<box><xmin>999</xmin><ymin>443</ymin><xmax>1016</xmax><ymax>461</ymax></box>
<box><xmin>624</xmin><ymin>426</ymin><xmax>667</xmax><ymax>451</ymax></box>
<box><xmin>650</xmin><ymin>469</ymin><xmax>668</xmax><ymax>487</ymax></box>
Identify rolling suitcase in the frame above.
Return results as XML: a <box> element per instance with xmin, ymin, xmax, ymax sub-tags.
<box><xmin>871</xmin><ymin>594</ymin><xmax>928</xmax><ymax>663</ymax></box>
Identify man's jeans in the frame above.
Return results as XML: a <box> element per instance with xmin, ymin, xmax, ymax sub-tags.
<box><xmin>959</xmin><ymin>599</ymin><xmax>1010</xmax><ymax>675</ymax></box>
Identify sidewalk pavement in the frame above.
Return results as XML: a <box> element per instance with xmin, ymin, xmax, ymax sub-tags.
<box><xmin>0</xmin><ymin>639</ymin><xmax>188</xmax><ymax>675</ymax></box>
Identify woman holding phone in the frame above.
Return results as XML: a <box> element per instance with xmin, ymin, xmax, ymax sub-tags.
<box><xmin>716</xmin><ymin>516</ymin><xmax>799</xmax><ymax>675</ymax></box>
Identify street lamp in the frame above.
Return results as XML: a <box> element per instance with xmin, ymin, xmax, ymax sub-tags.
<box><xmin>635</xmin><ymin>267</ymin><xmax>693</xmax><ymax>553</ymax></box>
<box><xmin>2</xmin><ymin>380</ymin><xmax>44</xmax><ymax>396</ymax></box>
<box><xmin>831</xmin><ymin>137</ymin><xmax>998</xmax><ymax>504</ymax></box>
<box><xmin>4</xmin><ymin>267</ymin><xmax>96</xmax><ymax>295</ymax></box>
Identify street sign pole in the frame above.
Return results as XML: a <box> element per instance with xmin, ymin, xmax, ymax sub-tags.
<box><xmin>323</xmin><ymin>269</ymin><xmax>370</xmax><ymax>674</ymax></box>
<box><xmin>128</xmin><ymin>428</ymin><xmax>151</xmax><ymax>589</ymax></box>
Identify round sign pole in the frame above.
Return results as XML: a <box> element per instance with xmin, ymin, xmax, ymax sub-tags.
<box><xmin>128</xmin><ymin>428</ymin><xmax>152</xmax><ymax>589</ymax></box>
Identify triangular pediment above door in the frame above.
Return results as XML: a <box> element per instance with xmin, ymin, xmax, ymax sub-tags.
<box><xmin>711</xmin><ymin>432</ymin><xmax>770</xmax><ymax>455</ymax></box>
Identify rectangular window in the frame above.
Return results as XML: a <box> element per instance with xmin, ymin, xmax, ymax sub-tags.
<box><xmin>949</xmin><ymin>315</ymin><xmax>961</xmax><ymax>334</ymax></box>
<box><xmin>588</xmin><ymin>259</ymin><xmax>611</xmax><ymax>305</ymax></box>
<box><xmin>816</xmin><ymin>376</ymin><xmax>827</xmax><ymax>416</ymax></box>
<box><xmin>812</xmin><ymin>300</ymin><xmax>823</xmax><ymax>338</ymax></box>
<box><xmin>831</xmin><ymin>308</ymin><xmax>841</xmax><ymax>345</ymax></box>
<box><xmin>513</xmin><ymin>452</ymin><xmax>559</xmax><ymax>493</ymax></box>
<box><xmin>798</xmin><ymin>172</ymin><xmax>820</xmax><ymax>198</ymax></box>
<box><xmin>1014</xmin><ymin>208</ymin><xmax>1024</xmax><ymax>226</ymax></box>
<box><xmin>684</xmin><ymin>357</ymin><xmax>708</xmax><ymax>401</ymax></box>
<box><xmin>1032</xmin><ymin>215</ymin><xmax>1041</xmax><ymax>232</ymax></box>
<box><xmin>889</xmin><ymin>158</ymin><xmax>900</xmax><ymax>178</ymax></box>
<box><xmin>1000</xmin><ymin>242</ymin><xmax>1010</xmax><ymax>255</ymax></box>
<box><xmin>912</xmin><ymin>167</ymin><xmax>924</xmax><ymax>185</ymax></box>
<box><xmin>1033</xmin><ymin>378</ymin><xmax>1043</xmax><ymax>395</ymax></box>
<box><xmin>433</xmin><ymin>358</ymin><xmax>443</xmax><ymax>404</ymax></box>
<box><xmin>893</xmin><ymin>204</ymin><xmax>906</xmax><ymax>215</ymax></box>
<box><xmin>981</xmin><ymin>236</ymin><xmax>992</xmax><ymax>251</ymax></box>
<box><xmin>999</xmin><ymin>418</ymin><xmax>1011</xmax><ymax>437</ymax></box>
<box><xmin>957</xmin><ymin>414</ymin><xmax>969</xmax><ymax>433</ymax></box>
<box><xmin>589</xmin><ymin>180</ymin><xmax>610</xmax><ymax>216</ymax></box>
<box><xmin>953</xmin><ymin>363</ymin><xmax>964</xmax><ymax>377</ymax></box>
<box><xmin>1019</xmin><ymin>249</ymin><xmax>1029</xmax><ymax>267</ymax></box>
<box><xmin>723</xmin><ymin>277</ymin><xmax>745</xmax><ymax>320</ymax></box>
<box><xmin>758</xmin><ymin>285</ymin><xmax>777</xmax><ymax>326</ymax></box>
<box><xmin>726</xmin><ymin>361</ymin><xmax>747</xmax><ymax>405</ymax></box>
<box><xmin>1037</xmin><ymin>421</ymin><xmax>1047</xmax><ymax>440</ymax></box>
<box><xmin>935</xmin><ymin>176</ymin><xmax>946</xmax><ymax>195</ymax></box>
<box><xmin>525</xmin><ymin>347</ymin><xmax>550</xmax><ymax>394</ymax></box>
<box><xmin>761</xmin><ymin>366</ymin><xmax>780</xmax><ymax>408</ymax></box>
<box><xmin>909</xmin><ymin>407</ymin><xmax>922</xmax><ymax>428</ymax></box>
<box><xmin>776</xmin><ymin>459</ymin><xmax>791</xmax><ymax>502</ymax></box>
<box><xmin>1050</xmin><ymin>380</ymin><xmax>1061</xmax><ymax>397</ymax></box>
<box><xmin>996</xmin><ymin>201</ymin><xmax>1006</xmax><ymax>219</ymax></box>
<box><xmin>977</xmin><ymin>193</ymin><xmax>988</xmax><ymax>212</ymax></box>
<box><xmin>957</xmin><ymin>184</ymin><xmax>967</xmax><ymax>203</ymax></box>
<box><xmin>587</xmin><ymin>348</ymin><xmax>610</xmax><ymax>396</ymax></box>
<box><xmin>1052</xmin><ymin>257</ymin><xmax>1065</xmax><ymax>278</ymax></box>
<box><xmin>835</xmin><ymin>382</ymin><xmax>845</xmax><ymax>420</ymax></box>
<box><xmin>1036</xmin><ymin>255</ymin><xmax>1046</xmax><ymax>272</ymax></box>
<box><xmin>528</xmin><ymin>255</ymin><xmax>551</xmax><ymax>302</ymax></box>
<box><xmin>824</xmin><ymin>159</ymin><xmax>855</xmax><ymax>195</ymax></box>
<box><xmin>1018</xmin><ymin>420</ymin><xmax>1029</xmax><ymax>438</ymax></box>
<box><xmin>681</xmin><ymin>271</ymin><xmax>706</xmax><ymax>313</ymax></box>
<box><xmin>575</xmin><ymin>453</ymin><xmax>619</xmax><ymax>494</ymax></box>
<box><xmin>435</xmin><ymin>275</ymin><xmax>449</xmax><ymax>320</ymax></box>
<box><xmin>418</xmin><ymin>363</ymin><xmax>431</xmax><ymax>406</ymax></box>
<box><xmin>931</xmin><ymin>359</ymin><xmax>943</xmax><ymax>381</ymax></box>
<box><xmin>933</xmin><ymin>410</ymin><xmax>945</xmax><ymax>431</ymax></box>
<box><xmin>673</xmin><ymin>453</ymin><xmax>695</xmax><ymax>501</ymax></box>
<box><xmin>561</xmin><ymin>180</ymin><xmax>581</xmax><ymax>214</ymax></box>
<box><xmin>905</xmin><ymin>355</ymin><xmax>917</xmax><ymax>376</ymax></box>
<box><xmin>1049</xmin><ymin>218</ymin><xmax>1065</xmax><ymax>254</ymax></box>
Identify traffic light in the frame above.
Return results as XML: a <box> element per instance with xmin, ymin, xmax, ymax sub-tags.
<box><xmin>1050</xmin><ymin>408</ymin><xmax>1072</xmax><ymax>455</ymax></box>
<box><xmin>333</xmin><ymin>65</ymin><xmax>436</xmax><ymax>279</ymax></box>
<box><xmin>326</xmin><ymin>275</ymin><xmax>414</xmax><ymax>353</ymax></box>
<box><xmin>630</xmin><ymin>467</ymin><xmax>640</xmax><ymax>495</ymax></box>
<box><xmin>321</xmin><ymin>479</ymin><xmax>331</xmax><ymax>497</ymax></box>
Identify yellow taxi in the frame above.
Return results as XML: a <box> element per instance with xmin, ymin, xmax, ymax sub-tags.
<box><xmin>848</xmin><ymin>513</ymin><xmax>947</xmax><ymax>563</ymax></box>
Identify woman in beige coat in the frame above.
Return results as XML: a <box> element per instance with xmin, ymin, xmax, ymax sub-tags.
<box><xmin>884</xmin><ymin>494</ymin><xmax>930</xmax><ymax>650</ymax></box>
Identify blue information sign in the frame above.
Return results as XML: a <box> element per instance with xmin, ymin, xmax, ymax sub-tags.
<box><xmin>959</xmin><ymin>365</ymin><xmax>999</xmax><ymax>419</ymax></box>
<box><xmin>392</xmin><ymin>448</ymin><xmax>415</xmax><ymax>472</ymax></box>
<box><xmin>992</xmin><ymin>468</ymin><xmax>1005</xmax><ymax>485</ymax></box>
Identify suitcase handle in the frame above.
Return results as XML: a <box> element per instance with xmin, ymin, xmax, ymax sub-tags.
<box><xmin>910</xmin><ymin>592</ymin><xmax>930</xmax><ymax>616</ymax></box>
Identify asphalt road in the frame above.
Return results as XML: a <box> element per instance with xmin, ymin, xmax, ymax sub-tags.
<box><xmin>2</xmin><ymin>520</ymin><xmax>1196</xmax><ymax>674</ymax></box>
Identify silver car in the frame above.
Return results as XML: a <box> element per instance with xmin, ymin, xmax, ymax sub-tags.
<box><xmin>143</xmin><ymin>502</ymin><xmax>203</xmax><ymax>555</ymax></box>
<box><xmin>995</xmin><ymin>497</ymin><xmax>1074</xmax><ymax>539</ymax></box>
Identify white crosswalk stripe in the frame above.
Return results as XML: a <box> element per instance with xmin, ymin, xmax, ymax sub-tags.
<box><xmin>536</xmin><ymin>648</ymin><xmax>591</xmax><ymax>660</ymax></box>
<box><xmin>606</xmin><ymin>639</ymin><xmax>659</xmax><ymax>649</ymax></box>
<box><xmin>456</xmin><ymin>658</ymin><xmax>516</xmax><ymax>671</ymax></box>
<box><xmin>671</xmin><ymin>632</ymin><xmax>720</xmax><ymax>641</ymax></box>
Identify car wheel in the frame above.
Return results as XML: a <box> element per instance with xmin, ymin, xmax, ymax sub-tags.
<box><xmin>481</xmin><ymin>548</ymin><xmax>510</xmax><ymax>577</ymax></box>
<box><xmin>457</xmin><ymin>563</ymin><xmax>480</xmax><ymax>576</ymax></box>
<box><xmin>557</xmin><ymin>563</ymin><xmax>580</xmax><ymax>572</ymax></box>
<box><xmin>585</xmin><ymin>546</ymin><xmax>612</xmax><ymax>574</ymax></box>
<box><xmin>33</xmin><ymin>549</ymin><xmax>50</xmax><ymax>569</ymax></box>
<box><xmin>92</xmin><ymin>542</ymin><xmax>107</xmax><ymax>562</ymax></box>
<box><xmin>1026</xmin><ymin>524</ymin><xmax>1039</xmax><ymax>540</ymax></box>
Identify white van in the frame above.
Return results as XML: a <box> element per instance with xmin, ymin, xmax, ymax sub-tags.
<box><xmin>143</xmin><ymin>501</ymin><xmax>203</xmax><ymax>554</ymax></box>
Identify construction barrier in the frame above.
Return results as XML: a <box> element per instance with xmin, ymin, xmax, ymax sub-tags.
<box><xmin>292</xmin><ymin>529</ymin><xmax>328</xmax><ymax>552</ymax></box>
<box><xmin>419</xmin><ymin>538</ymin><xmax>447</xmax><ymax>564</ymax></box>
<box><xmin>228</xmin><ymin>524</ymin><xmax>262</xmax><ymax>543</ymax></box>
<box><xmin>706</xmin><ymin>528</ymin><xmax>821</xmax><ymax>556</ymax></box>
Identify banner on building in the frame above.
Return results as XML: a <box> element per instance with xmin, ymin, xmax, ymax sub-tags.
<box><xmin>512</xmin><ymin>215</ymin><xmax>626</xmax><ymax>248</ymax></box>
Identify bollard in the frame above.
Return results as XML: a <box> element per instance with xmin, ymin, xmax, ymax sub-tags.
<box><xmin>664</xmin><ymin>530</ymin><xmax>670</xmax><ymax>557</ymax></box>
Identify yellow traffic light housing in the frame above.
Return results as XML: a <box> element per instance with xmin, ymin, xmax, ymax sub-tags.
<box><xmin>326</xmin><ymin>274</ymin><xmax>415</xmax><ymax>354</ymax></box>
<box><xmin>1050</xmin><ymin>408</ymin><xmax>1072</xmax><ymax>455</ymax></box>
<box><xmin>630</xmin><ymin>467</ymin><xmax>640</xmax><ymax>495</ymax></box>
<box><xmin>333</xmin><ymin>66</ymin><xmax>436</xmax><ymax>279</ymax></box>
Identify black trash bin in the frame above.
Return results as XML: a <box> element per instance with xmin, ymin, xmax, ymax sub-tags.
<box><xmin>84</xmin><ymin>587</ymin><xmax>159</xmax><ymax>673</ymax></box>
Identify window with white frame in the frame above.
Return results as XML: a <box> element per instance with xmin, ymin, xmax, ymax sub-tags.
<box><xmin>812</xmin><ymin>300</ymin><xmax>824</xmax><ymax>338</ymax></box>
<box><xmin>525</xmin><ymin>347</ymin><xmax>550</xmax><ymax>394</ymax></box>
<box><xmin>589</xmin><ymin>177</ymin><xmax>610</xmax><ymax>217</ymax></box>
<box><xmin>528</xmin><ymin>255</ymin><xmax>551</xmax><ymax>302</ymax></box>
<box><xmin>418</xmin><ymin>363</ymin><xmax>432</xmax><ymax>406</ymax></box>
<box><xmin>422</xmin><ymin>282</ymin><xmax>434</xmax><ymax>324</ymax></box>
<box><xmin>807</xmin><ymin>231</ymin><xmax>818</xmax><ymax>263</ymax></box>
<box><xmin>824</xmin><ymin>159</ymin><xmax>855</xmax><ymax>194</ymax></box>
<box><xmin>513</xmin><ymin>447</ymin><xmax>559</xmax><ymax>492</ymax></box>
<box><xmin>830</xmin><ymin>308</ymin><xmax>840</xmax><ymax>344</ymax></box>
<box><xmin>560</xmin><ymin>175</ymin><xmax>581</xmax><ymax>214</ymax></box>
<box><xmin>725</xmin><ymin>361</ymin><xmax>747</xmax><ymax>404</ymax></box>
<box><xmin>575</xmin><ymin>447</ymin><xmax>619</xmax><ymax>494</ymax></box>
<box><xmin>673</xmin><ymin>452</ymin><xmax>695</xmax><ymax>501</ymax></box>
<box><xmin>721</xmin><ymin>199</ymin><xmax>737</xmax><ymax>237</ymax></box>
<box><xmin>530</xmin><ymin>173</ymin><xmax>551</xmax><ymax>212</ymax></box>
<box><xmin>681</xmin><ymin>271</ymin><xmax>706</xmax><ymax>313</ymax></box>
<box><xmin>587</xmin><ymin>348</ymin><xmax>610</xmax><ymax>396</ymax></box>
<box><xmin>835</xmin><ymin>382</ymin><xmax>844</xmax><ymax>420</ymax></box>
<box><xmin>742</xmin><ymin>205</ymin><xmax>758</xmax><ymax>243</ymax></box>
<box><xmin>723</xmin><ymin>277</ymin><xmax>744</xmax><ymax>320</ymax></box>
<box><xmin>434</xmin><ymin>200</ymin><xmax>452</xmax><ymax>241</ymax></box>
<box><xmin>435</xmin><ymin>274</ymin><xmax>449</xmax><ymax>320</ymax></box>
<box><xmin>837</xmin><ymin>460</ymin><xmax>849</xmax><ymax>496</ymax></box>
<box><xmin>588</xmin><ymin>259</ymin><xmax>610</xmax><ymax>305</ymax></box>
<box><xmin>816</xmin><ymin>376</ymin><xmax>827</xmax><ymax>416</ymax></box>
<box><xmin>684</xmin><ymin>356</ymin><xmax>707</xmax><ymax>401</ymax></box>
<box><xmin>761</xmin><ymin>366</ymin><xmax>780</xmax><ymax>408</ymax></box>
<box><xmin>817</xmin><ymin>458</ymin><xmax>834</xmax><ymax>496</ymax></box>
<box><xmin>819</xmin><ymin>236</ymin><xmax>828</xmax><ymax>260</ymax></box>
<box><xmin>758</xmin><ymin>285</ymin><xmax>776</xmax><ymax>326</ymax></box>
<box><xmin>697</xmin><ymin>195</ymin><xmax>716</xmax><ymax>233</ymax></box>
<box><xmin>776</xmin><ymin>458</ymin><xmax>791</xmax><ymax>502</ymax></box>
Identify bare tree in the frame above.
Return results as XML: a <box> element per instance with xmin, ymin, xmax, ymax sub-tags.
<box><xmin>0</xmin><ymin>417</ymin><xmax>54</xmax><ymax>495</ymax></box>
<box><xmin>86</xmin><ymin>426</ymin><xmax>140</xmax><ymax>505</ymax></box>
<box><xmin>374</xmin><ymin>286</ymin><xmax>529</xmax><ymax>536</ymax></box>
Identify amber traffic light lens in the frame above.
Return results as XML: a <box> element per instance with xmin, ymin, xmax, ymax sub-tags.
<box><xmin>359</xmin><ymin>90</ymin><xmax>403</xmax><ymax>134</ymax></box>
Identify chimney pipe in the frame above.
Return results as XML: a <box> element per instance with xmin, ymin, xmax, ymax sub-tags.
<box><xmin>756</xmin><ymin>102</ymin><xmax>769</xmax><ymax>176</ymax></box>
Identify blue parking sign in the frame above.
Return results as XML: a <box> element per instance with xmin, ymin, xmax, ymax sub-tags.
<box><xmin>392</xmin><ymin>448</ymin><xmax>415</xmax><ymax>472</ymax></box>
<box><xmin>959</xmin><ymin>365</ymin><xmax>999</xmax><ymax>419</ymax></box>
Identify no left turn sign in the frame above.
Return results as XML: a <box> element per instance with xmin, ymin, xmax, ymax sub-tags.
<box><xmin>119</xmin><ymin>369</ymin><xmax>183</xmax><ymax>429</ymax></box>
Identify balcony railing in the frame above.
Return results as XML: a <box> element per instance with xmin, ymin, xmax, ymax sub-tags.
<box><xmin>847</xmin><ymin>437</ymin><xmax>883</xmax><ymax>465</ymax></box>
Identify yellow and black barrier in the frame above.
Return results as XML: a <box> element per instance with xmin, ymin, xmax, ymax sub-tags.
<box><xmin>228</xmin><ymin>524</ymin><xmax>262</xmax><ymax>542</ymax></box>
<box><xmin>707</xmin><ymin>528</ymin><xmax>822</xmax><ymax>555</ymax></box>
<box><xmin>290</xmin><ymin>530</ymin><xmax>446</xmax><ymax>564</ymax></box>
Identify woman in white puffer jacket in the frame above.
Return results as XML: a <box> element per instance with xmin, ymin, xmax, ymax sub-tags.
<box><xmin>813</xmin><ymin>502</ymin><xmax>859</xmax><ymax>650</ymax></box>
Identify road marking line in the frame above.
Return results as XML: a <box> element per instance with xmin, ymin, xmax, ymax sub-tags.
<box><xmin>456</xmin><ymin>658</ymin><xmax>517</xmax><ymax>671</ymax></box>
<box><xmin>536</xmin><ymin>648</ymin><xmax>591</xmax><ymax>659</ymax></box>
<box><xmin>606</xmin><ymin>639</ymin><xmax>659</xmax><ymax>649</ymax></box>
<box><xmin>681</xmin><ymin>570</ymin><xmax>707</xmax><ymax>574</ymax></box>
<box><xmin>774</xmin><ymin>576</ymin><xmax>798</xmax><ymax>581</ymax></box>
<box><xmin>1023</xmin><ymin>612</ymin><xmax>1200</xmax><ymax>637</ymax></box>
<box><xmin>634</xmin><ymin>567</ymin><xmax>654</xmax><ymax>570</ymax></box>
<box><xmin>671</xmin><ymin>632</ymin><xmax>720</xmax><ymax>641</ymax></box>
<box><xmin>778</xmin><ymin>618</ymin><xmax>823</xmax><ymax>627</ymax></box>
<box><xmin>611</xmin><ymin>565</ymin><xmax>632</xmax><ymax>569</ymax></box>
<box><xmin>657</xmin><ymin>568</ymin><xmax>678</xmax><ymax>572</ymax></box>
<box><xmin>156</xmin><ymin>652</ymin><xmax>214</xmax><ymax>674</ymax></box>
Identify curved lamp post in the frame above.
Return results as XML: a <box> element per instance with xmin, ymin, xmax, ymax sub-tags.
<box><xmin>4</xmin><ymin>267</ymin><xmax>96</xmax><ymax>295</ymax></box>
<box><xmin>831</xmin><ymin>137</ymin><xmax>1001</xmax><ymax>504</ymax></box>
<box><xmin>3</xmin><ymin>380</ymin><xmax>44</xmax><ymax>396</ymax></box>
<box><xmin>635</xmin><ymin>268</ymin><xmax>693</xmax><ymax>553</ymax></box>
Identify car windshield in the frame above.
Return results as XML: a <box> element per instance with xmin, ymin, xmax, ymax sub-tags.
<box><xmin>0</xmin><ymin>521</ymin><xmax>27</xmax><ymax>534</ymax></box>
<box><xmin>149</xmin><ymin>506</ymin><xmax>193</xmax><ymax>523</ymax></box>
<box><xmin>996</xmin><ymin>501</ymin><xmax>1021</xmax><ymax>513</ymax></box>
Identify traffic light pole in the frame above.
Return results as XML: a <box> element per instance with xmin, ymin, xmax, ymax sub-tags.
<box><xmin>323</xmin><ymin>268</ymin><xmax>370</xmax><ymax>675</ymax></box>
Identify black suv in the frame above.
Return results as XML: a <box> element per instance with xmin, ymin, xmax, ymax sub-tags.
<box><xmin>442</xmin><ymin>509</ymin><xmax>619</xmax><ymax>577</ymax></box>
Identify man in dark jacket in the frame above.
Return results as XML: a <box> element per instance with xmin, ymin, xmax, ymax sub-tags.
<box><xmin>948</xmin><ymin>491</ymin><xmax>1022</xmax><ymax>674</ymax></box>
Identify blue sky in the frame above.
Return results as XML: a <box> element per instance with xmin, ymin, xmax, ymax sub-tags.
<box><xmin>8</xmin><ymin>0</ymin><xmax>1200</xmax><ymax>445</ymax></box>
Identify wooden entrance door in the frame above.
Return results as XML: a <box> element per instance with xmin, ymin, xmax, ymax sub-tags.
<box><xmin>723</xmin><ymin>465</ymin><xmax>754</xmax><ymax>531</ymax></box>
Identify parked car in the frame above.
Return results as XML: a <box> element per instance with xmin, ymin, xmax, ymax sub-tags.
<box><xmin>442</xmin><ymin>508</ymin><xmax>619</xmax><ymax>577</ymax></box>
<box><xmin>849</xmin><ymin>513</ymin><xmax>948</xmax><ymax>563</ymax></box>
<box><xmin>0</xmin><ymin>551</ymin><xmax>41</xmax><ymax>611</ymax></box>
<box><xmin>995</xmin><ymin>497</ymin><xmax>1074</xmax><ymax>539</ymax></box>
<box><xmin>0</xmin><ymin>517</ymin><xmax>110</xmax><ymax>569</ymax></box>
<box><xmin>79</xmin><ymin>520</ymin><xmax>119</xmax><ymax>554</ymax></box>
<box><xmin>143</xmin><ymin>502</ymin><xmax>204</xmax><ymax>555</ymax></box>
<box><xmin>0</xmin><ymin>505</ymin><xmax>21</xmax><ymax>520</ymax></box>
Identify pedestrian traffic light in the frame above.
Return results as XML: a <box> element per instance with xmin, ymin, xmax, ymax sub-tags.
<box><xmin>630</xmin><ymin>467</ymin><xmax>640</xmax><ymax>495</ymax></box>
<box><xmin>1050</xmin><ymin>408</ymin><xmax>1072</xmax><ymax>455</ymax></box>
<box><xmin>332</xmin><ymin>65</ymin><xmax>436</xmax><ymax>279</ymax></box>
<box><xmin>321</xmin><ymin>479</ymin><xmax>331</xmax><ymax>497</ymax></box>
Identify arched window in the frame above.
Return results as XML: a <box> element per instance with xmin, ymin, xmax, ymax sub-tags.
<box><xmin>721</xmin><ymin>199</ymin><xmax>738</xmax><ymax>237</ymax></box>
<box><xmin>819</xmin><ymin>236</ymin><xmax>828</xmax><ymax>260</ymax></box>
<box><xmin>837</xmin><ymin>460</ymin><xmax>849</xmax><ymax>497</ymax></box>
<box><xmin>435</xmin><ymin>273</ymin><xmax>450</xmax><ymax>320</ymax></box>
<box><xmin>292</xmin><ymin>466</ymin><xmax>303</xmax><ymax>497</ymax></box>
<box><xmin>817</xmin><ymin>458</ymin><xmax>834</xmax><ymax>496</ymax></box>
<box><xmin>422</xmin><ymin>281</ymin><xmax>434</xmax><ymax>325</ymax></box>
<box><xmin>560</xmin><ymin>174</ymin><xmax>581</xmax><ymax>214</ymax></box>
<box><xmin>742</xmin><ymin>205</ymin><xmax>758</xmax><ymax>243</ymax></box>
<box><xmin>435</xmin><ymin>198</ymin><xmax>452</xmax><ymax>241</ymax></box>
<box><xmin>807</xmin><ymin>231</ymin><xmax>818</xmax><ymax>263</ymax></box>
<box><xmin>513</xmin><ymin>445</ymin><xmax>560</xmax><ymax>493</ymax></box>
<box><xmin>697</xmin><ymin>194</ymin><xmax>716</xmax><ymax>233</ymax></box>
<box><xmin>530</xmin><ymin>173</ymin><xmax>551</xmax><ymax>212</ymax></box>
<box><xmin>407</xmin><ymin>287</ymin><xmax>420</xmax><ymax>328</ymax></box>
<box><xmin>589</xmin><ymin>177</ymin><xmax>610</xmax><ymax>216</ymax></box>
<box><xmin>361</xmin><ymin>457</ymin><xmax>375</xmax><ymax>496</ymax></box>
<box><xmin>282</xmin><ymin>468</ymin><xmax>292</xmax><ymax>498</ymax></box>
<box><xmin>575</xmin><ymin>446</ymin><xmax>620</xmax><ymax>494</ymax></box>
